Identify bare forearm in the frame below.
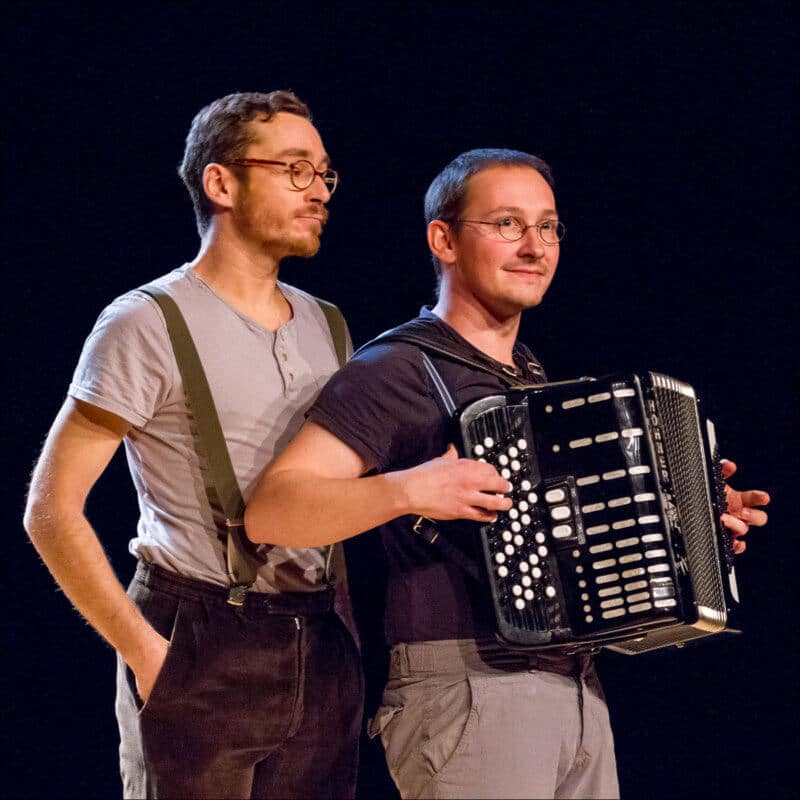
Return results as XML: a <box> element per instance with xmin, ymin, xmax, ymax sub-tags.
<box><xmin>24</xmin><ymin>503</ymin><xmax>163</xmax><ymax>671</ymax></box>
<box><xmin>245</xmin><ymin>469</ymin><xmax>410</xmax><ymax>547</ymax></box>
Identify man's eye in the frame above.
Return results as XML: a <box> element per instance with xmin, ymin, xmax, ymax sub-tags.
<box><xmin>539</xmin><ymin>220</ymin><xmax>555</xmax><ymax>230</ymax></box>
<box><xmin>497</xmin><ymin>218</ymin><xmax>516</xmax><ymax>228</ymax></box>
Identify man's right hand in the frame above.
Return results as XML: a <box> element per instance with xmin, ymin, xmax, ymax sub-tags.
<box><xmin>394</xmin><ymin>444</ymin><xmax>513</xmax><ymax>523</ymax></box>
<box><xmin>130</xmin><ymin>630</ymin><xmax>171</xmax><ymax>704</ymax></box>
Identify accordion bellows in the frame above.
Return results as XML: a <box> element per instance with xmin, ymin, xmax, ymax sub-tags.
<box><xmin>454</xmin><ymin>372</ymin><xmax>737</xmax><ymax>655</ymax></box>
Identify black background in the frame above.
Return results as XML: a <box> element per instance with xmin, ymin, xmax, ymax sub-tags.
<box><xmin>4</xmin><ymin>2</ymin><xmax>797</xmax><ymax>798</ymax></box>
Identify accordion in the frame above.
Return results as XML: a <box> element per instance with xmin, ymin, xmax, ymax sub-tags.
<box><xmin>453</xmin><ymin>372</ymin><xmax>739</xmax><ymax>655</ymax></box>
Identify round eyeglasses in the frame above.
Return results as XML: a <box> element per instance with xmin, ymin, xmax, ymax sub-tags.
<box><xmin>224</xmin><ymin>158</ymin><xmax>338</xmax><ymax>194</ymax></box>
<box><xmin>456</xmin><ymin>217</ymin><xmax>565</xmax><ymax>245</ymax></box>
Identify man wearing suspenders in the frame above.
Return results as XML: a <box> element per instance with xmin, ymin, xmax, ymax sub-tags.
<box><xmin>245</xmin><ymin>149</ymin><xmax>769</xmax><ymax>799</ymax></box>
<box><xmin>24</xmin><ymin>92</ymin><xmax>362</xmax><ymax>799</ymax></box>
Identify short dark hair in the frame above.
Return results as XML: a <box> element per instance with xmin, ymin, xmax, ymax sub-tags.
<box><xmin>424</xmin><ymin>148</ymin><xmax>555</xmax><ymax>289</ymax></box>
<box><xmin>178</xmin><ymin>91</ymin><xmax>312</xmax><ymax>235</ymax></box>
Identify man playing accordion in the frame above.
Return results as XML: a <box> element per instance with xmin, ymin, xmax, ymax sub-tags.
<box><xmin>246</xmin><ymin>149</ymin><xmax>769</xmax><ymax>799</ymax></box>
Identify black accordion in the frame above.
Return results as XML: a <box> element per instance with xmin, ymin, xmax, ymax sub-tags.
<box><xmin>453</xmin><ymin>372</ymin><xmax>739</xmax><ymax>655</ymax></box>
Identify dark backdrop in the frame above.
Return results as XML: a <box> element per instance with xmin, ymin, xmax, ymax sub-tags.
<box><xmin>4</xmin><ymin>2</ymin><xmax>797</xmax><ymax>798</ymax></box>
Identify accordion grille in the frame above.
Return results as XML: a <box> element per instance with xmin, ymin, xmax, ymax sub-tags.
<box><xmin>652</xmin><ymin>378</ymin><xmax>725</xmax><ymax>614</ymax></box>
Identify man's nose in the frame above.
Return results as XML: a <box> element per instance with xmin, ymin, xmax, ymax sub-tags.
<box><xmin>516</xmin><ymin>226</ymin><xmax>545</xmax><ymax>258</ymax></box>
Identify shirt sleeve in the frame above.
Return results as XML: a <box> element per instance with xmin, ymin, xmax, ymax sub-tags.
<box><xmin>68</xmin><ymin>291</ymin><xmax>176</xmax><ymax>427</ymax></box>
<box><xmin>308</xmin><ymin>343</ymin><xmax>439</xmax><ymax>472</ymax></box>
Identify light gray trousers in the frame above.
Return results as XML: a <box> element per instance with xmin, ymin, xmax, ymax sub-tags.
<box><xmin>369</xmin><ymin>639</ymin><xmax>619</xmax><ymax>799</ymax></box>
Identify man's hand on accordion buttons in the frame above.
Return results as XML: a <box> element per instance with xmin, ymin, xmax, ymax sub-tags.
<box><xmin>401</xmin><ymin>444</ymin><xmax>513</xmax><ymax>524</ymax></box>
<box><xmin>720</xmin><ymin>459</ymin><xmax>770</xmax><ymax>554</ymax></box>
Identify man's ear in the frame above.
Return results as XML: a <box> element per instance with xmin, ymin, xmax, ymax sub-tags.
<box><xmin>427</xmin><ymin>220</ymin><xmax>457</xmax><ymax>267</ymax></box>
<box><xmin>202</xmin><ymin>163</ymin><xmax>238</xmax><ymax>213</ymax></box>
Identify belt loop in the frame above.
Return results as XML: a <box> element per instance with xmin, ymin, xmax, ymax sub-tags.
<box><xmin>390</xmin><ymin>644</ymin><xmax>409</xmax><ymax>678</ymax></box>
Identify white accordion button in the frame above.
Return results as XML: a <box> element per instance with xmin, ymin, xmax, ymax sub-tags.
<box><xmin>497</xmin><ymin>565</ymin><xmax>509</xmax><ymax>578</ymax></box>
<box><xmin>513</xmin><ymin>534</ymin><xmax>524</xmax><ymax>547</ymax></box>
<box><xmin>535</xmin><ymin>532</ymin><xmax>546</xmax><ymax>544</ymax></box>
<box><xmin>502</xmin><ymin>530</ymin><xmax>512</xmax><ymax>542</ymax></box>
<box><xmin>532</xmin><ymin>567</ymin><xmax>543</xmax><ymax>579</ymax></box>
<box><xmin>473</xmin><ymin>444</ymin><xmax>485</xmax><ymax>456</ymax></box>
<box><xmin>518</xmin><ymin>501</ymin><xmax>529</xmax><ymax>512</ymax></box>
<box><xmin>508</xmin><ymin>508</ymin><xmax>519</xmax><ymax>520</ymax></box>
<box><xmin>528</xmin><ymin>553</ymin><xmax>539</xmax><ymax>565</ymax></box>
<box><xmin>512</xmin><ymin>584</ymin><xmax>523</xmax><ymax>596</ymax></box>
<box><xmin>501</xmin><ymin>468</ymin><xmax>511</xmax><ymax>480</ymax></box>
<box><xmin>511</xmin><ymin>460</ymin><xmax>521</xmax><ymax>472</ymax></box>
<box><xmin>521</xmin><ymin>575</ymin><xmax>532</xmax><ymax>587</ymax></box>
<box><xmin>521</xmin><ymin>480</ymin><xmax>532</xmax><ymax>491</ymax></box>
<box><xmin>511</xmin><ymin>521</ymin><xmax>522</xmax><ymax>533</ymax></box>
<box><xmin>483</xmin><ymin>437</ymin><xmax>495</xmax><ymax>448</ymax></box>
<box><xmin>550</xmin><ymin>506</ymin><xmax>571</xmax><ymax>521</ymax></box>
<box><xmin>517</xmin><ymin>439</ymin><xmax>528</xmax><ymax>449</ymax></box>
<box><xmin>553</xmin><ymin>524</ymin><xmax>572</xmax><ymax>539</ymax></box>
<box><xmin>545</xmin><ymin>488</ymin><xmax>566</xmax><ymax>503</ymax></box>
<box><xmin>495</xmin><ymin>553</ymin><xmax>506</xmax><ymax>564</ymax></box>
<box><xmin>515</xmin><ymin>598</ymin><xmax>525</xmax><ymax>610</ymax></box>
<box><xmin>537</xmin><ymin>545</ymin><xmax>548</xmax><ymax>557</ymax></box>
<box><xmin>545</xmin><ymin>585</ymin><xmax>556</xmax><ymax>598</ymax></box>
<box><xmin>508</xmin><ymin>446</ymin><xmax>519</xmax><ymax>458</ymax></box>
<box><xmin>528</xmin><ymin>492</ymin><xmax>538</xmax><ymax>504</ymax></box>
<box><xmin>524</xmin><ymin>589</ymin><xmax>534</xmax><ymax>601</ymax></box>
<box><xmin>498</xmin><ymin>454</ymin><xmax>509</xmax><ymax>466</ymax></box>
<box><xmin>519</xmin><ymin>561</ymin><xmax>529</xmax><ymax>573</ymax></box>
<box><xmin>521</xmin><ymin>514</ymin><xmax>531</xmax><ymax>526</ymax></box>
<box><xmin>504</xmin><ymin>544</ymin><xmax>514</xmax><ymax>556</ymax></box>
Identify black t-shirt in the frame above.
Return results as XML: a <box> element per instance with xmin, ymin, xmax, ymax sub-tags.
<box><xmin>309</xmin><ymin>308</ymin><xmax>547</xmax><ymax>644</ymax></box>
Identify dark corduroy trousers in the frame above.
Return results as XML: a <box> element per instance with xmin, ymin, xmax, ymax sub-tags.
<box><xmin>116</xmin><ymin>562</ymin><xmax>363</xmax><ymax>799</ymax></box>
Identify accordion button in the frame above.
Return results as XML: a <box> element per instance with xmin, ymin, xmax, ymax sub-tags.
<box><xmin>515</xmin><ymin>598</ymin><xmax>526</xmax><ymax>610</ymax></box>
<box><xmin>508</xmin><ymin>508</ymin><xmax>519</xmax><ymax>520</ymax></box>
<box><xmin>511</xmin><ymin>522</ymin><xmax>522</xmax><ymax>533</ymax></box>
<box><xmin>522</xmin><ymin>575</ymin><xmax>532</xmax><ymax>587</ymax></box>
<box><xmin>501</xmin><ymin>469</ymin><xmax>511</xmax><ymax>480</ymax></box>
<box><xmin>504</xmin><ymin>544</ymin><xmax>514</xmax><ymax>556</ymax></box>
<box><xmin>537</xmin><ymin>546</ymin><xmax>548</xmax><ymax>557</ymax></box>
<box><xmin>545</xmin><ymin>488</ymin><xmax>566</xmax><ymax>503</ymax></box>
<box><xmin>508</xmin><ymin>446</ymin><xmax>519</xmax><ymax>457</ymax></box>
<box><xmin>517</xmin><ymin>439</ymin><xmax>528</xmax><ymax>449</ymax></box>
<box><xmin>545</xmin><ymin>586</ymin><xmax>556</xmax><ymax>598</ymax></box>
<box><xmin>512</xmin><ymin>584</ymin><xmax>523</xmax><ymax>596</ymax></box>
<box><xmin>497</xmin><ymin>566</ymin><xmax>509</xmax><ymax>578</ymax></box>
<box><xmin>502</xmin><ymin>530</ymin><xmax>512</xmax><ymax>542</ymax></box>
<box><xmin>495</xmin><ymin>553</ymin><xmax>506</xmax><ymax>564</ymax></box>
<box><xmin>528</xmin><ymin>492</ymin><xmax>538</xmax><ymax>504</ymax></box>
<box><xmin>519</xmin><ymin>561</ymin><xmax>530</xmax><ymax>573</ymax></box>
<box><xmin>521</xmin><ymin>480</ymin><xmax>532</xmax><ymax>491</ymax></box>
<box><xmin>519</xmin><ymin>501</ymin><xmax>529</xmax><ymax>512</ymax></box>
<box><xmin>483</xmin><ymin>437</ymin><xmax>495</xmax><ymax>448</ymax></box>
<box><xmin>553</xmin><ymin>524</ymin><xmax>572</xmax><ymax>539</ymax></box>
<box><xmin>535</xmin><ymin>532</ymin><xmax>546</xmax><ymax>544</ymax></box>
<box><xmin>498</xmin><ymin>454</ymin><xmax>509</xmax><ymax>466</ymax></box>
<box><xmin>532</xmin><ymin>567</ymin><xmax>543</xmax><ymax>579</ymax></box>
<box><xmin>513</xmin><ymin>534</ymin><xmax>524</xmax><ymax>547</ymax></box>
<box><xmin>528</xmin><ymin>553</ymin><xmax>539</xmax><ymax>566</ymax></box>
<box><xmin>521</xmin><ymin>514</ymin><xmax>531</xmax><ymax>526</ymax></box>
<box><xmin>473</xmin><ymin>444</ymin><xmax>485</xmax><ymax>456</ymax></box>
<box><xmin>550</xmin><ymin>505</ymin><xmax>571</xmax><ymax>521</ymax></box>
<box><xmin>511</xmin><ymin>460</ymin><xmax>521</xmax><ymax>471</ymax></box>
<box><xmin>524</xmin><ymin>589</ymin><xmax>534</xmax><ymax>600</ymax></box>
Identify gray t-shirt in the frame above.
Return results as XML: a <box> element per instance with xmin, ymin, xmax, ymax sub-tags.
<box><xmin>70</xmin><ymin>265</ymin><xmax>348</xmax><ymax>593</ymax></box>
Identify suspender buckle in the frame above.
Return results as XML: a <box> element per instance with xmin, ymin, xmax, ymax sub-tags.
<box><xmin>226</xmin><ymin>584</ymin><xmax>249</xmax><ymax>607</ymax></box>
<box><xmin>412</xmin><ymin>516</ymin><xmax>440</xmax><ymax>543</ymax></box>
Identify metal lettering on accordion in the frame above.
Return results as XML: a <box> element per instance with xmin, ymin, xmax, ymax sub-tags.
<box><xmin>453</xmin><ymin>372</ymin><xmax>739</xmax><ymax>655</ymax></box>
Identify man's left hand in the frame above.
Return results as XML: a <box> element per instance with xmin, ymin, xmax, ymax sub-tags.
<box><xmin>720</xmin><ymin>459</ymin><xmax>770</xmax><ymax>554</ymax></box>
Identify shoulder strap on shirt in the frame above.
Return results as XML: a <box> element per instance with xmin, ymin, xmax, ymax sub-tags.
<box><xmin>313</xmin><ymin>297</ymin><xmax>348</xmax><ymax>368</ymax></box>
<box><xmin>140</xmin><ymin>284</ymin><xmax>263</xmax><ymax>606</ymax></box>
<box><xmin>141</xmin><ymin>285</ymin><xmax>351</xmax><ymax>606</ymax></box>
<box><xmin>358</xmin><ymin>323</ymin><xmax>544</xmax><ymax>389</ymax></box>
